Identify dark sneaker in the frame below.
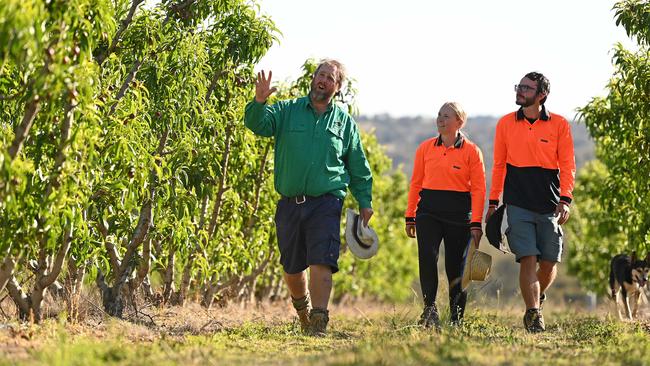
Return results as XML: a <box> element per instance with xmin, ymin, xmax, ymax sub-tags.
<box><xmin>291</xmin><ymin>294</ymin><xmax>311</xmax><ymax>332</ymax></box>
<box><xmin>419</xmin><ymin>304</ymin><xmax>441</xmax><ymax>330</ymax></box>
<box><xmin>308</xmin><ymin>308</ymin><xmax>329</xmax><ymax>336</ymax></box>
<box><xmin>523</xmin><ymin>308</ymin><xmax>546</xmax><ymax>333</ymax></box>
<box><xmin>539</xmin><ymin>293</ymin><xmax>546</xmax><ymax>310</ymax></box>
<box><xmin>450</xmin><ymin>293</ymin><xmax>467</xmax><ymax>326</ymax></box>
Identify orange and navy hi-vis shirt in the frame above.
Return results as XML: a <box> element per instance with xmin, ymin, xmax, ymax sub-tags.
<box><xmin>489</xmin><ymin>106</ymin><xmax>576</xmax><ymax>213</ymax></box>
<box><xmin>405</xmin><ymin>134</ymin><xmax>486</xmax><ymax>228</ymax></box>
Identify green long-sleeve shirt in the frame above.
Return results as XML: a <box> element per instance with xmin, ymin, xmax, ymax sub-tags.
<box><xmin>244</xmin><ymin>96</ymin><xmax>373</xmax><ymax>208</ymax></box>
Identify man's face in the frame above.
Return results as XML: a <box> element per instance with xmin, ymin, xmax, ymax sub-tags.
<box><xmin>310</xmin><ymin>64</ymin><xmax>340</xmax><ymax>103</ymax></box>
<box><xmin>515</xmin><ymin>77</ymin><xmax>540</xmax><ymax>107</ymax></box>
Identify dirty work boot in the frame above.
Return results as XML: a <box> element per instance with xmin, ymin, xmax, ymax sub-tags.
<box><xmin>308</xmin><ymin>308</ymin><xmax>329</xmax><ymax>336</ymax></box>
<box><xmin>523</xmin><ymin>308</ymin><xmax>546</xmax><ymax>333</ymax></box>
<box><xmin>291</xmin><ymin>294</ymin><xmax>311</xmax><ymax>332</ymax></box>
<box><xmin>418</xmin><ymin>304</ymin><xmax>440</xmax><ymax>330</ymax></box>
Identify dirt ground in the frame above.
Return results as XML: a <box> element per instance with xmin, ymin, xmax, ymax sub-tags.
<box><xmin>1</xmin><ymin>288</ymin><xmax>649</xmax><ymax>363</ymax></box>
<box><xmin>0</xmin><ymin>294</ymin><xmax>407</xmax><ymax>362</ymax></box>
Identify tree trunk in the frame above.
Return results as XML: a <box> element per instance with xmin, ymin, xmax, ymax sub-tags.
<box><xmin>175</xmin><ymin>257</ymin><xmax>193</xmax><ymax>306</ymax></box>
<box><xmin>131</xmin><ymin>237</ymin><xmax>151</xmax><ymax>294</ymax></box>
<box><xmin>64</xmin><ymin>259</ymin><xmax>86</xmax><ymax>322</ymax></box>
<box><xmin>176</xmin><ymin>123</ymin><xmax>234</xmax><ymax>306</ymax></box>
<box><xmin>96</xmin><ymin>270</ymin><xmax>124</xmax><ymax>318</ymax></box>
<box><xmin>6</xmin><ymin>277</ymin><xmax>31</xmax><ymax>320</ymax></box>
<box><xmin>6</xmin><ymin>227</ymin><xmax>72</xmax><ymax>322</ymax></box>
<box><xmin>201</xmin><ymin>252</ymin><xmax>272</xmax><ymax>308</ymax></box>
<box><xmin>200</xmin><ymin>273</ymin><xmax>220</xmax><ymax>308</ymax></box>
<box><xmin>99</xmin><ymin>201</ymin><xmax>151</xmax><ymax>317</ymax></box>
<box><xmin>162</xmin><ymin>249</ymin><xmax>176</xmax><ymax>303</ymax></box>
<box><xmin>96</xmin><ymin>130</ymin><xmax>166</xmax><ymax>317</ymax></box>
<box><xmin>0</xmin><ymin>255</ymin><xmax>17</xmax><ymax>292</ymax></box>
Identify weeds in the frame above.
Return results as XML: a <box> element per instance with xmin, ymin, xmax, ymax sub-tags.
<box><xmin>1</xmin><ymin>305</ymin><xmax>649</xmax><ymax>365</ymax></box>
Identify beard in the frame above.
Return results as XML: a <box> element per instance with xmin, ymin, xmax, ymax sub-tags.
<box><xmin>310</xmin><ymin>80</ymin><xmax>336</xmax><ymax>103</ymax></box>
<box><xmin>516</xmin><ymin>94</ymin><xmax>536</xmax><ymax>107</ymax></box>
<box><xmin>310</xmin><ymin>88</ymin><xmax>332</xmax><ymax>102</ymax></box>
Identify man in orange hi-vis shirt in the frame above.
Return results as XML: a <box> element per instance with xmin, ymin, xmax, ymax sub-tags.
<box><xmin>486</xmin><ymin>72</ymin><xmax>576</xmax><ymax>333</ymax></box>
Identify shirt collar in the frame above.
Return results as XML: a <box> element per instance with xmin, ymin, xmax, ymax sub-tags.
<box><xmin>435</xmin><ymin>133</ymin><xmax>465</xmax><ymax>148</ymax></box>
<box><xmin>306</xmin><ymin>96</ymin><xmax>334</xmax><ymax>113</ymax></box>
<box><xmin>516</xmin><ymin>105</ymin><xmax>551</xmax><ymax>121</ymax></box>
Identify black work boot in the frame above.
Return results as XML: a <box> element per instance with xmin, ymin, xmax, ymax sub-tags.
<box><xmin>291</xmin><ymin>294</ymin><xmax>311</xmax><ymax>332</ymax></box>
<box><xmin>450</xmin><ymin>292</ymin><xmax>467</xmax><ymax>326</ymax></box>
<box><xmin>419</xmin><ymin>304</ymin><xmax>441</xmax><ymax>330</ymax></box>
<box><xmin>523</xmin><ymin>308</ymin><xmax>546</xmax><ymax>333</ymax></box>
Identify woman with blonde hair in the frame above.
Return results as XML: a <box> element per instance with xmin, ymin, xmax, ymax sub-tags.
<box><xmin>405</xmin><ymin>102</ymin><xmax>486</xmax><ymax>328</ymax></box>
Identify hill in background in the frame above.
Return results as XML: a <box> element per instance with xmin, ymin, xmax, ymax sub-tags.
<box><xmin>358</xmin><ymin>113</ymin><xmax>597</xmax><ymax>303</ymax></box>
<box><xmin>357</xmin><ymin>113</ymin><xmax>595</xmax><ymax>184</ymax></box>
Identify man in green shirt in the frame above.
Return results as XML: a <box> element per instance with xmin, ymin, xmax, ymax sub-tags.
<box><xmin>244</xmin><ymin>59</ymin><xmax>373</xmax><ymax>336</ymax></box>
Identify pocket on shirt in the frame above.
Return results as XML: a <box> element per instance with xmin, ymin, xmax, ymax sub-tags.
<box><xmin>288</xmin><ymin>121</ymin><xmax>307</xmax><ymax>133</ymax></box>
<box><xmin>326</xmin><ymin>126</ymin><xmax>344</xmax><ymax>157</ymax></box>
<box><xmin>537</xmin><ymin>134</ymin><xmax>558</xmax><ymax>162</ymax></box>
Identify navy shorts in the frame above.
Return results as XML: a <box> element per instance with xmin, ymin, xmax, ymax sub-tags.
<box><xmin>274</xmin><ymin>194</ymin><xmax>343</xmax><ymax>274</ymax></box>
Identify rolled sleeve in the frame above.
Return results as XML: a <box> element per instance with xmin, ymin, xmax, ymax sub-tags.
<box><xmin>346</xmin><ymin>124</ymin><xmax>373</xmax><ymax>209</ymax></box>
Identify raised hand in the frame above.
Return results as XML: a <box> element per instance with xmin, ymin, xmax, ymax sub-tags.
<box><xmin>255</xmin><ymin>70</ymin><xmax>277</xmax><ymax>103</ymax></box>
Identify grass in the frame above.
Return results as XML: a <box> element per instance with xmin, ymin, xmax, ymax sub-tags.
<box><xmin>1</xmin><ymin>303</ymin><xmax>649</xmax><ymax>366</ymax></box>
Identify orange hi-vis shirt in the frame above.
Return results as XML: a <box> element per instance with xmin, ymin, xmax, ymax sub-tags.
<box><xmin>405</xmin><ymin>134</ymin><xmax>486</xmax><ymax>227</ymax></box>
<box><xmin>489</xmin><ymin>107</ymin><xmax>576</xmax><ymax>213</ymax></box>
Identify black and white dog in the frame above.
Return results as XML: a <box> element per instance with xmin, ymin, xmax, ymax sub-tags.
<box><xmin>609</xmin><ymin>252</ymin><xmax>650</xmax><ymax>320</ymax></box>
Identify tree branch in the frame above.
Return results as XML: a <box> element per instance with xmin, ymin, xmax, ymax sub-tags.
<box><xmin>207</xmin><ymin>123</ymin><xmax>234</xmax><ymax>238</ymax></box>
<box><xmin>205</xmin><ymin>70</ymin><xmax>228</xmax><ymax>103</ymax></box>
<box><xmin>0</xmin><ymin>255</ymin><xmax>17</xmax><ymax>292</ymax></box>
<box><xmin>243</xmin><ymin>141</ymin><xmax>272</xmax><ymax>236</ymax></box>
<box><xmin>114</xmin><ymin>129</ymin><xmax>168</xmax><ymax>287</ymax></box>
<box><xmin>115</xmin><ymin>200</ymin><xmax>151</xmax><ymax>285</ymax></box>
<box><xmin>95</xmin><ymin>268</ymin><xmax>109</xmax><ymax>294</ymax></box>
<box><xmin>95</xmin><ymin>220</ymin><xmax>109</xmax><ymax>238</ymax></box>
<box><xmin>43</xmin><ymin>101</ymin><xmax>75</xmax><ymax>199</ymax></box>
<box><xmin>104</xmin><ymin>241</ymin><xmax>122</xmax><ymax>271</ymax></box>
<box><xmin>109</xmin><ymin>58</ymin><xmax>143</xmax><ymax>115</ymax></box>
<box><xmin>8</xmin><ymin>98</ymin><xmax>40</xmax><ymax>160</ymax></box>
<box><xmin>132</xmin><ymin>236</ymin><xmax>151</xmax><ymax>290</ymax></box>
<box><xmin>6</xmin><ymin>276</ymin><xmax>30</xmax><ymax>316</ymax></box>
<box><xmin>40</xmin><ymin>225</ymin><xmax>73</xmax><ymax>286</ymax></box>
<box><xmin>96</xmin><ymin>0</ymin><xmax>145</xmax><ymax>65</ymax></box>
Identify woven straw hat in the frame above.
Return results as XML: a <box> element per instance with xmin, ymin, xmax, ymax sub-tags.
<box><xmin>461</xmin><ymin>240</ymin><xmax>492</xmax><ymax>290</ymax></box>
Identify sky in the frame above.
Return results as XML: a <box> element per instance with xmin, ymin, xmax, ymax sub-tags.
<box><xmin>254</xmin><ymin>0</ymin><xmax>638</xmax><ymax>119</ymax></box>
